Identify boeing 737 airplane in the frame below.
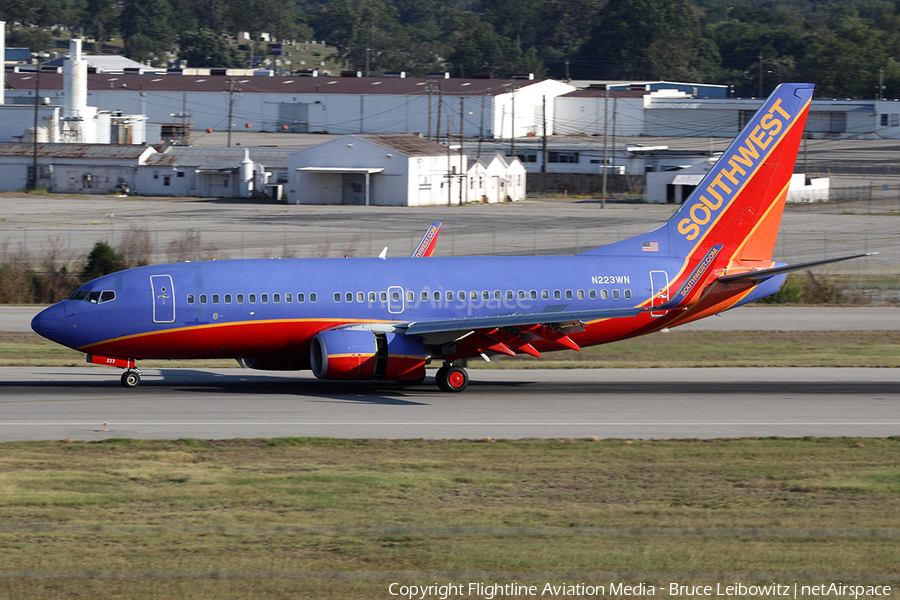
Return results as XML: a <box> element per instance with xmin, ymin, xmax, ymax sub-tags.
<box><xmin>32</xmin><ymin>83</ymin><xmax>871</xmax><ymax>392</ymax></box>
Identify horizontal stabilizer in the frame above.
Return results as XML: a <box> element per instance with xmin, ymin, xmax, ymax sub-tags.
<box><xmin>717</xmin><ymin>253</ymin><xmax>878</xmax><ymax>283</ymax></box>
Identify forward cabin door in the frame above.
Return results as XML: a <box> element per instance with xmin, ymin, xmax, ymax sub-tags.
<box><xmin>649</xmin><ymin>270</ymin><xmax>669</xmax><ymax>317</ymax></box>
<box><xmin>150</xmin><ymin>274</ymin><xmax>176</xmax><ymax>323</ymax></box>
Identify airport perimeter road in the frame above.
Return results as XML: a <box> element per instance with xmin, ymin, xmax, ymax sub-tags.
<box><xmin>1</xmin><ymin>367</ymin><xmax>897</xmax><ymax>441</ymax></box>
<box><xmin>3</xmin><ymin>305</ymin><xmax>900</xmax><ymax>333</ymax></box>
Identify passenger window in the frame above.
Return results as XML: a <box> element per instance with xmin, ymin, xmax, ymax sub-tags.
<box><xmin>237</xmin><ymin>293</ymin><xmax>244</xmax><ymax>304</ymax></box>
<box><xmin>273</xmin><ymin>293</ymin><xmax>281</xmax><ymax>303</ymax></box>
<box><xmin>458</xmin><ymin>291</ymin><xmax>465</xmax><ymax>301</ymax></box>
<box><xmin>589</xmin><ymin>290</ymin><xmax>597</xmax><ymax>300</ymax></box>
<box><xmin>297</xmin><ymin>293</ymin><xmax>304</xmax><ymax>303</ymax></box>
<box><xmin>433</xmin><ymin>291</ymin><xmax>440</xmax><ymax>302</ymax></box>
<box><xmin>494</xmin><ymin>290</ymin><xmax>501</xmax><ymax>300</ymax></box>
<box><xmin>187</xmin><ymin>294</ymin><xmax>195</xmax><ymax>304</ymax></box>
<box><xmin>624</xmin><ymin>289</ymin><xmax>632</xmax><ymax>299</ymax></box>
<box><xmin>285</xmin><ymin>293</ymin><xmax>292</xmax><ymax>303</ymax></box>
<box><xmin>262</xmin><ymin>293</ymin><xmax>269</xmax><ymax>303</ymax></box>
<box><xmin>392</xmin><ymin>291</ymin><xmax>400</xmax><ymax>302</ymax></box>
<box><xmin>345</xmin><ymin>292</ymin><xmax>353</xmax><ymax>302</ymax></box>
<box><xmin>212</xmin><ymin>294</ymin><xmax>220</xmax><ymax>304</ymax></box>
<box><xmin>100</xmin><ymin>291</ymin><xmax>115</xmax><ymax>303</ymax></box>
<box><xmin>530</xmin><ymin>290</ymin><xmax>537</xmax><ymax>300</ymax></box>
<box><xmin>506</xmin><ymin>290</ymin><xmax>514</xmax><ymax>300</ymax></box>
<box><xmin>370</xmin><ymin>292</ymin><xmax>377</xmax><ymax>303</ymax></box>
<box><xmin>518</xmin><ymin>290</ymin><xmax>525</xmax><ymax>300</ymax></box>
<box><xmin>542</xmin><ymin>290</ymin><xmax>549</xmax><ymax>300</ymax></box>
<box><xmin>470</xmin><ymin>290</ymin><xmax>477</xmax><ymax>301</ymax></box>
<box><xmin>407</xmin><ymin>291</ymin><xmax>415</xmax><ymax>302</ymax></box>
<box><xmin>554</xmin><ymin>290</ymin><xmax>561</xmax><ymax>300</ymax></box>
<box><xmin>446</xmin><ymin>291</ymin><xmax>453</xmax><ymax>301</ymax></box>
<box><xmin>482</xmin><ymin>291</ymin><xmax>489</xmax><ymax>300</ymax></box>
<box><xmin>613</xmin><ymin>289</ymin><xmax>620</xmax><ymax>299</ymax></box>
<box><xmin>380</xmin><ymin>291</ymin><xmax>388</xmax><ymax>302</ymax></box>
<box><xmin>200</xmin><ymin>294</ymin><xmax>208</xmax><ymax>304</ymax></box>
<box><xmin>421</xmin><ymin>291</ymin><xmax>428</xmax><ymax>301</ymax></box>
<box><xmin>249</xmin><ymin>294</ymin><xmax>257</xmax><ymax>303</ymax></box>
<box><xmin>565</xmin><ymin>290</ymin><xmax>573</xmax><ymax>300</ymax></box>
<box><xmin>310</xmin><ymin>293</ymin><xmax>317</xmax><ymax>303</ymax></box>
<box><xmin>601</xmin><ymin>289</ymin><xmax>608</xmax><ymax>300</ymax></box>
<box><xmin>359</xmin><ymin>292</ymin><xmax>366</xmax><ymax>303</ymax></box>
<box><xmin>225</xmin><ymin>294</ymin><xmax>232</xmax><ymax>304</ymax></box>
<box><xmin>577</xmin><ymin>290</ymin><xmax>584</xmax><ymax>300</ymax></box>
<box><xmin>334</xmin><ymin>292</ymin><xmax>341</xmax><ymax>302</ymax></box>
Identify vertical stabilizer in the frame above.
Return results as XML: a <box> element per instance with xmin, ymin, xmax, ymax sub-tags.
<box><xmin>581</xmin><ymin>83</ymin><xmax>814</xmax><ymax>262</ymax></box>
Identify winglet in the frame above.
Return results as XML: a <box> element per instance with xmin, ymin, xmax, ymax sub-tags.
<box><xmin>411</xmin><ymin>222</ymin><xmax>441</xmax><ymax>257</ymax></box>
<box><xmin>378</xmin><ymin>247</ymin><xmax>388</xmax><ymax>260</ymax></box>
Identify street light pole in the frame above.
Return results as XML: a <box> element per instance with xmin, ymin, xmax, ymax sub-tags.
<box><xmin>31</xmin><ymin>54</ymin><xmax>43</xmax><ymax>191</ymax></box>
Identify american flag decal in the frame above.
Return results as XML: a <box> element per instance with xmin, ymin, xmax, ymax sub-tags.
<box><xmin>642</xmin><ymin>241</ymin><xmax>659</xmax><ymax>252</ymax></box>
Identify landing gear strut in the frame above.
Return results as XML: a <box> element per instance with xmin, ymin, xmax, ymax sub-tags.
<box><xmin>435</xmin><ymin>364</ymin><xmax>468</xmax><ymax>393</ymax></box>
<box><xmin>121</xmin><ymin>369</ymin><xmax>142</xmax><ymax>388</ymax></box>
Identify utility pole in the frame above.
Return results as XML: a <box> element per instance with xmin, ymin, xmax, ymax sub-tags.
<box><xmin>31</xmin><ymin>55</ymin><xmax>41</xmax><ymax>191</ymax></box>
<box><xmin>427</xmin><ymin>81</ymin><xmax>433</xmax><ymax>141</ymax></box>
<box><xmin>478</xmin><ymin>89</ymin><xmax>487</xmax><ymax>157</ymax></box>
<box><xmin>225</xmin><ymin>78</ymin><xmax>239</xmax><ymax>148</ymax></box>
<box><xmin>510</xmin><ymin>80</ymin><xmax>516</xmax><ymax>158</ymax></box>
<box><xmin>541</xmin><ymin>95</ymin><xmax>547</xmax><ymax>173</ymax></box>
<box><xmin>436</xmin><ymin>81</ymin><xmax>443</xmax><ymax>145</ymax></box>
<box><xmin>601</xmin><ymin>86</ymin><xmax>609</xmax><ymax>209</ymax></box>
<box><xmin>459</xmin><ymin>96</ymin><xmax>465</xmax><ymax>205</ymax></box>
<box><xmin>879</xmin><ymin>67</ymin><xmax>885</xmax><ymax>100</ymax></box>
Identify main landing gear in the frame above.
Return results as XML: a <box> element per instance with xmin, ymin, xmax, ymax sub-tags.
<box><xmin>120</xmin><ymin>369</ymin><xmax>142</xmax><ymax>388</ymax></box>
<box><xmin>435</xmin><ymin>364</ymin><xmax>468</xmax><ymax>393</ymax></box>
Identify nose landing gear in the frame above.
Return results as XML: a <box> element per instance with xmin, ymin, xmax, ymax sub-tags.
<box><xmin>121</xmin><ymin>369</ymin><xmax>142</xmax><ymax>388</ymax></box>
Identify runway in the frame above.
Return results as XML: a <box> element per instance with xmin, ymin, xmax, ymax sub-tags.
<box><xmin>1</xmin><ymin>367</ymin><xmax>897</xmax><ymax>441</ymax></box>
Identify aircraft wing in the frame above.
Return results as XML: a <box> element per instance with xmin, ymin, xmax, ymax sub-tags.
<box><xmin>401</xmin><ymin>306</ymin><xmax>650</xmax><ymax>357</ymax></box>
<box><xmin>718</xmin><ymin>253</ymin><xmax>877</xmax><ymax>284</ymax></box>
<box><xmin>403</xmin><ymin>306</ymin><xmax>647</xmax><ymax>336</ymax></box>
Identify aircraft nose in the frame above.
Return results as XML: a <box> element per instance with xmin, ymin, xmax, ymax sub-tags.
<box><xmin>31</xmin><ymin>303</ymin><xmax>67</xmax><ymax>337</ymax></box>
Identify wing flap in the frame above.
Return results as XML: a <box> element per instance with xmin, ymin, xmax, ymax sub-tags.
<box><xmin>403</xmin><ymin>306</ymin><xmax>648</xmax><ymax>337</ymax></box>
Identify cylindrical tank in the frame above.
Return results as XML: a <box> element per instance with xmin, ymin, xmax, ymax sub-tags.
<box><xmin>25</xmin><ymin>126</ymin><xmax>49</xmax><ymax>143</ymax></box>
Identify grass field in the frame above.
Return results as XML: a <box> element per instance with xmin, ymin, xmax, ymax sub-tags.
<box><xmin>4</xmin><ymin>330</ymin><xmax>900</xmax><ymax>369</ymax></box>
<box><xmin>0</xmin><ymin>438</ymin><xmax>898</xmax><ymax>599</ymax></box>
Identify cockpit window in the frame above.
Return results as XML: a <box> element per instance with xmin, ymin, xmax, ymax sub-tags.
<box><xmin>68</xmin><ymin>290</ymin><xmax>115</xmax><ymax>304</ymax></box>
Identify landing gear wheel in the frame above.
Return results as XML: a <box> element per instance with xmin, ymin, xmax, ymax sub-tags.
<box><xmin>437</xmin><ymin>366</ymin><xmax>468</xmax><ymax>393</ymax></box>
<box><xmin>121</xmin><ymin>370</ymin><xmax>141</xmax><ymax>388</ymax></box>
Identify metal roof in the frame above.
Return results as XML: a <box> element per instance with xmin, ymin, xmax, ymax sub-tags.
<box><xmin>560</xmin><ymin>89</ymin><xmax>647</xmax><ymax>99</ymax></box>
<box><xmin>355</xmin><ymin>134</ymin><xmax>462</xmax><ymax>157</ymax></box>
<box><xmin>144</xmin><ymin>146</ymin><xmax>293</xmax><ymax>169</ymax></box>
<box><xmin>0</xmin><ymin>143</ymin><xmax>151</xmax><ymax>159</ymax></box>
<box><xmin>5</xmin><ymin>72</ymin><xmax>544</xmax><ymax>96</ymax></box>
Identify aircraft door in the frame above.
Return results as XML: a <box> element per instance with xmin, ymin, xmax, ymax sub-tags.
<box><xmin>649</xmin><ymin>270</ymin><xmax>669</xmax><ymax>317</ymax></box>
<box><xmin>150</xmin><ymin>274</ymin><xmax>176</xmax><ymax>323</ymax></box>
<box><xmin>387</xmin><ymin>286</ymin><xmax>404</xmax><ymax>314</ymax></box>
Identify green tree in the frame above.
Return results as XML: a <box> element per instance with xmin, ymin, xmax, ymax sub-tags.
<box><xmin>178</xmin><ymin>30</ymin><xmax>243</xmax><ymax>68</ymax></box>
<box><xmin>80</xmin><ymin>242</ymin><xmax>127</xmax><ymax>283</ymax></box>
<box><xmin>578</xmin><ymin>0</ymin><xmax>705</xmax><ymax>80</ymax></box>
<box><xmin>5</xmin><ymin>26</ymin><xmax>54</xmax><ymax>54</ymax></box>
<box><xmin>120</xmin><ymin>0</ymin><xmax>175</xmax><ymax>65</ymax></box>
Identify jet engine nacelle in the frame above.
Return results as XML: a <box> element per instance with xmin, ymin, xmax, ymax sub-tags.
<box><xmin>310</xmin><ymin>329</ymin><xmax>426</xmax><ymax>381</ymax></box>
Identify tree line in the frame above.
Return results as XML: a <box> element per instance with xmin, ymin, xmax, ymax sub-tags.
<box><xmin>4</xmin><ymin>0</ymin><xmax>900</xmax><ymax>98</ymax></box>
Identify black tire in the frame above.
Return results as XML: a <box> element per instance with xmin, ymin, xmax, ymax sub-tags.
<box><xmin>121</xmin><ymin>370</ymin><xmax>141</xmax><ymax>388</ymax></box>
<box><xmin>437</xmin><ymin>366</ymin><xmax>468</xmax><ymax>393</ymax></box>
<box><xmin>435</xmin><ymin>366</ymin><xmax>450</xmax><ymax>391</ymax></box>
